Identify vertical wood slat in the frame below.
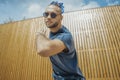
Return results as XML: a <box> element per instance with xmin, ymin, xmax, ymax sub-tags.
<box><xmin>0</xmin><ymin>6</ymin><xmax>120</xmax><ymax>80</ymax></box>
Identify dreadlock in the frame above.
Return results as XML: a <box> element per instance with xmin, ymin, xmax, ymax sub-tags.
<box><xmin>49</xmin><ymin>1</ymin><xmax>64</xmax><ymax>14</ymax></box>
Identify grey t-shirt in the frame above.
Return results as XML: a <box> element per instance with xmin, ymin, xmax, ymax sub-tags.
<box><xmin>49</xmin><ymin>25</ymin><xmax>84</xmax><ymax>77</ymax></box>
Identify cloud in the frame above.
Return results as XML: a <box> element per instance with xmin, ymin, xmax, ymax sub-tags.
<box><xmin>81</xmin><ymin>1</ymin><xmax>100</xmax><ymax>10</ymax></box>
<box><xmin>107</xmin><ymin>1</ymin><xmax>119</xmax><ymax>6</ymax></box>
<box><xmin>64</xmin><ymin>1</ymin><xmax>100</xmax><ymax>12</ymax></box>
<box><xmin>22</xmin><ymin>3</ymin><xmax>44</xmax><ymax>18</ymax></box>
<box><xmin>65</xmin><ymin>2</ymin><xmax>85</xmax><ymax>11</ymax></box>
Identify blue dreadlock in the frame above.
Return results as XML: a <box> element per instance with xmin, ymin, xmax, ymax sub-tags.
<box><xmin>49</xmin><ymin>1</ymin><xmax>64</xmax><ymax>14</ymax></box>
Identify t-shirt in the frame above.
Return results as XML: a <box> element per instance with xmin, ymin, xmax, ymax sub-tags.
<box><xmin>49</xmin><ymin>25</ymin><xmax>84</xmax><ymax>77</ymax></box>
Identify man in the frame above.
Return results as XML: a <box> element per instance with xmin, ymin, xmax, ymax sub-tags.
<box><xmin>36</xmin><ymin>1</ymin><xmax>85</xmax><ymax>80</ymax></box>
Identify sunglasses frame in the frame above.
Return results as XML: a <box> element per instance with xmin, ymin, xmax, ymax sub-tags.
<box><xmin>43</xmin><ymin>12</ymin><xmax>60</xmax><ymax>18</ymax></box>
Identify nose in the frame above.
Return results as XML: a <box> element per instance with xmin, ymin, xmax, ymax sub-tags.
<box><xmin>47</xmin><ymin>14</ymin><xmax>51</xmax><ymax>19</ymax></box>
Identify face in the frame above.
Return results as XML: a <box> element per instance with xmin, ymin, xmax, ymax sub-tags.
<box><xmin>43</xmin><ymin>5</ymin><xmax>62</xmax><ymax>28</ymax></box>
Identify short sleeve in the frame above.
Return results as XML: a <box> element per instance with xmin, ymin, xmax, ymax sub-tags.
<box><xmin>55</xmin><ymin>33</ymin><xmax>75</xmax><ymax>53</ymax></box>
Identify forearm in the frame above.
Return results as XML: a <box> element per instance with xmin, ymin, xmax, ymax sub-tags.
<box><xmin>36</xmin><ymin>33</ymin><xmax>50</xmax><ymax>55</ymax></box>
<box><xmin>35</xmin><ymin>33</ymin><xmax>66</xmax><ymax>57</ymax></box>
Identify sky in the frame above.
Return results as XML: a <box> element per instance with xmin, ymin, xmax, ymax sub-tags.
<box><xmin>0</xmin><ymin>0</ymin><xmax>120</xmax><ymax>24</ymax></box>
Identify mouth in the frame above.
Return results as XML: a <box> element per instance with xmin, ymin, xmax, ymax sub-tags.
<box><xmin>46</xmin><ymin>21</ymin><xmax>52</xmax><ymax>25</ymax></box>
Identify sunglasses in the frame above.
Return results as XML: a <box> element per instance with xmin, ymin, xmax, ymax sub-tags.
<box><xmin>43</xmin><ymin>12</ymin><xmax>60</xmax><ymax>18</ymax></box>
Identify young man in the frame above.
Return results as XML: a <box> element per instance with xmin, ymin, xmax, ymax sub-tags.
<box><xmin>36</xmin><ymin>1</ymin><xmax>85</xmax><ymax>80</ymax></box>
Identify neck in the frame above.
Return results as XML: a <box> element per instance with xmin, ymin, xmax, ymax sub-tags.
<box><xmin>50</xmin><ymin>24</ymin><xmax>62</xmax><ymax>33</ymax></box>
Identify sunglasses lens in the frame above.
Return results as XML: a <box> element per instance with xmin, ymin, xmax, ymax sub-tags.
<box><xmin>43</xmin><ymin>12</ymin><xmax>57</xmax><ymax>18</ymax></box>
<box><xmin>51</xmin><ymin>13</ymin><xmax>57</xmax><ymax>18</ymax></box>
<box><xmin>43</xmin><ymin>12</ymin><xmax>49</xmax><ymax>18</ymax></box>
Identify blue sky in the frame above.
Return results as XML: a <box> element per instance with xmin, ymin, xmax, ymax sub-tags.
<box><xmin>0</xmin><ymin>0</ymin><xmax>120</xmax><ymax>24</ymax></box>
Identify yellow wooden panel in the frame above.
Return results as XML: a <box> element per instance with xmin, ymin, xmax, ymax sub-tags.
<box><xmin>0</xmin><ymin>6</ymin><xmax>120</xmax><ymax>80</ymax></box>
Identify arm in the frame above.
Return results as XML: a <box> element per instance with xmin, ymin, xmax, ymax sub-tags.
<box><xmin>36</xmin><ymin>33</ymin><xmax>66</xmax><ymax>57</ymax></box>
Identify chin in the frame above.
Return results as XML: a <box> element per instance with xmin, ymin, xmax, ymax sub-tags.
<box><xmin>46</xmin><ymin>23</ymin><xmax>52</xmax><ymax>27</ymax></box>
<box><xmin>46</xmin><ymin>24</ymin><xmax>51</xmax><ymax>27</ymax></box>
<box><xmin>46</xmin><ymin>24</ymin><xmax>53</xmax><ymax>28</ymax></box>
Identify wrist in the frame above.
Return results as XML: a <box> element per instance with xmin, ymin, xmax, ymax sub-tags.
<box><xmin>36</xmin><ymin>32</ymin><xmax>45</xmax><ymax>37</ymax></box>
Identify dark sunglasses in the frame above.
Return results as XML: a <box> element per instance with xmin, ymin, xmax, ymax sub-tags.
<box><xmin>43</xmin><ymin>12</ymin><xmax>59</xmax><ymax>18</ymax></box>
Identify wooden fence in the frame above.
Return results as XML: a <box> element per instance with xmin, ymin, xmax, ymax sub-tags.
<box><xmin>0</xmin><ymin>6</ymin><xmax>119</xmax><ymax>80</ymax></box>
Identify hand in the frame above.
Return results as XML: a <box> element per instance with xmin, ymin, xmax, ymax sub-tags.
<box><xmin>36</xmin><ymin>27</ymin><xmax>47</xmax><ymax>36</ymax></box>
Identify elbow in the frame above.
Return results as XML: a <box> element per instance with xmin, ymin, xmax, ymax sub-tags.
<box><xmin>37</xmin><ymin>50</ymin><xmax>49</xmax><ymax>57</ymax></box>
<box><xmin>36</xmin><ymin>42</ymin><xmax>51</xmax><ymax>57</ymax></box>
